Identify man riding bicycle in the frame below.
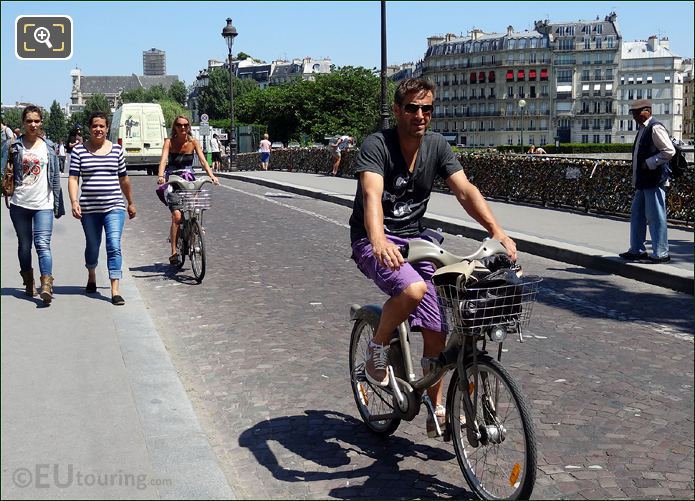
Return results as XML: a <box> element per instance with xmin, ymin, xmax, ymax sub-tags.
<box><xmin>349</xmin><ymin>78</ymin><xmax>517</xmax><ymax>438</ymax></box>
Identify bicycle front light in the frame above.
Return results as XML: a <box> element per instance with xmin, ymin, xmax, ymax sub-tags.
<box><xmin>487</xmin><ymin>326</ymin><xmax>507</xmax><ymax>342</ymax></box>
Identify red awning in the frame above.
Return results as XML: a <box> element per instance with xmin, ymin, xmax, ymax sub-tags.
<box><xmin>489</xmin><ymin>71</ymin><xmax>496</xmax><ymax>82</ymax></box>
<box><xmin>517</xmin><ymin>70</ymin><xmax>525</xmax><ymax>80</ymax></box>
<box><xmin>470</xmin><ymin>73</ymin><xmax>477</xmax><ymax>83</ymax></box>
<box><xmin>529</xmin><ymin>69</ymin><xmax>537</xmax><ymax>79</ymax></box>
<box><xmin>540</xmin><ymin>69</ymin><xmax>549</xmax><ymax>79</ymax></box>
<box><xmin>478</xmin><ymin>71</ymin><xmax>485</xmax><ymax>82</ymax></box>
<box><xmin>506</xmin><ymin>70</ymin><xmax>514</xmax><ymax>80</ymax></box>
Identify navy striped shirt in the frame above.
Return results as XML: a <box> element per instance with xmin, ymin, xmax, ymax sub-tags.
<box><xmin>69</xmin><ymin>142</ymin><xmax>127</xmax><ymax>213</ymax></box>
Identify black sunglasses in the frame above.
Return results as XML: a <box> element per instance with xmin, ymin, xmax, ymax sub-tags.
<box><xmin>175</xmin><ymin>122</ymin><xmax>189</xmax><ymax>127</ymax></box>
<box><xmin>402</xmin><ymin>103</ymin><xmax>433</xmax><ymax>114</ymax></box>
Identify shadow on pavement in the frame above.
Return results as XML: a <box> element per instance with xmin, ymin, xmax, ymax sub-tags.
<box><xmin>238</xmin><ymin>409</ymin><xmax>474</xmax><ymax>499</ymax></box>
<box><xmin>537</xmin><ymin>273</ymin><xmax>694</xmax><ymax>332</ymax></box>
<box><xmin>129</xmin><ymin>263</ymin><xmax>200</xmax><ymax>285</ymax></box>
<box><xmin>0</xmin><ymin>287</ymin><xmax>47</xmax><ymax>308</ymax></box>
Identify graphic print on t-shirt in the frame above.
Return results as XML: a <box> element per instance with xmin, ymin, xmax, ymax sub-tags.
<box><xmin>21</xmin><ymin>150</ymin><xmax>46</xmax><ymax>186</ymax></box>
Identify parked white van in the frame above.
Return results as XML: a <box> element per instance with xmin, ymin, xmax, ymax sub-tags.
<box><xmin>109</xmin><ymin>103</ymin><xmax>167</xmax><ymax>175</ymax></box>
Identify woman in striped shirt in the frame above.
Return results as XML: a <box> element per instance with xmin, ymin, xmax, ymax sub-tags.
<box><xmin>68</xmin><ymin>111</ymin><xmax>136</xmax><ymax>305</ymax></box>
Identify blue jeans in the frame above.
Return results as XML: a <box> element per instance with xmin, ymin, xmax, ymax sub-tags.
<box><xmin>9</xmin><ymin>205</ymin><xmax>54</xmax><ymax>275</ymax></box>
<box><xmin>629</xmin><ymin>186</ymin><xmax>669</xmax><ymax>258</ymax></box>
<box><xmin>81</xmin><ymin>210</ymin><xmax>126</xmax><ymax>280</ymax></box>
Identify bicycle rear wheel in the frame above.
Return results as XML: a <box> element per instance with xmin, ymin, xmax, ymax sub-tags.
<box><xmin>189</xmin><ymin>220</ymin><xmax>206</xmax><ymax>283</ymax></box>
<box><xmin>450</xmin><ymin>355</ymin><xmax>536</xmax><ymax>500</ymax></box>
<box><xmin>349</xmin><ymin>318</ymin><xmax>400</xmax><ymax>436</ymax></box>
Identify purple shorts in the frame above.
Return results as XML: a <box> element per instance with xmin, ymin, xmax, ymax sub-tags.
<box><xmin>351</xmin><ymin>235</ymin><xmax>445</xmax><ymax>334</ymax></box>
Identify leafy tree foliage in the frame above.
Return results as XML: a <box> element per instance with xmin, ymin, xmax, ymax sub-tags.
<box><xmin>84</xmin><ymin>93</ymin><xmax>111</xmax><ymax>118</ymax></box>
<box><xmin>235</xmin><ymin>66</ymin><xmax>394</xmax><ymax>145</ymax></box>
<box><xmin>43</xmin><ymin>100</ymin><xmax>68</xmax><ymax>143</ymax></box>
<box><xmin>2</xmin><ymin>108</ymin><xmax>23</xmax><ymax>130</ymax></box>
<box><xmin>159</xmin><ymin>100</ymin><xmax>190</xmax><ymax>131</ymax></box>
<box><xmin>197</xmin><ymin>67</ymin><xmax>259</xmax><ymax>121</ymax></box>
<box><xmin>168</xmin><ymin>80</ymin><xmax>188</xmax><ymax>106</ymax></box>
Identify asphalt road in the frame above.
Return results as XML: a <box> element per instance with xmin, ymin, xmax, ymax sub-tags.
<box><xmin>122</xmin><ymin>174</ymin><xmax>693</xmax><ymax>500</ymax></box>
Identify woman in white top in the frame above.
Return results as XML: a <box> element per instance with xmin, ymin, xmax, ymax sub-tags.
<box><xmin>1</xmin><ymin>105</ymin><xmax>65</xmax><ymax>304</ymax></box>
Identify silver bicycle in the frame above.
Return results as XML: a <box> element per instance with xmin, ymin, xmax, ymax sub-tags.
<box><xmin>165</xmin><ymin>175</ymin><xmax>212</xmax><ymax>283</ymax></box>
<box><xmin>349</xmin><ymin>237</ymin><xmax>541</xmax><ymax>500</ymax></box>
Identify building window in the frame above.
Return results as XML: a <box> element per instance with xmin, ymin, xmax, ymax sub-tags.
<box><xmin>489</xmin><ymin>71</ymin><xmax>496</xmax><ymax>82</ymax></box>
<box><xmin>584</xmin><ymin>37</ymin><xmax>591</xmax><ymax>50</ymax></box>
<box><xmin>518</xmin><ymin>85</ymin><xmax>525</xmax><ymax>98</ymax></box>
<box><xmin>647</xmin><ymin>89</ymin><xmax>652</xmax><ymax>99</ymax></box>
<box><xmin>636</xmin><ymin>89</ymin><xmax>643</xmax><ymax>99</ymax></box>
<box><xmin>607</xmin><ymin>36</ymin><xmax>614</xmax><ymax>48</ymax></box>
<box><xmin>470</xmin><ymin>72</ymin><xmax>477</xmax><ymax>83</ymax></box>
<box><xmin>582</xmin><ymin>135</ymin><xmax>589</xmax><ymax>143</ymax></box>
<box><xmin>507</xmin><ymin>86</ymin><xmax>514</xmax><ymax>98</ymax></box>
<box><xmin>647</xmin><ymin>75</ymin><xmax>653</xmax><ymax>83</ymax></box>
<box><xmin>619</xmin><ymin>120</ymin><xmax>624</xmax><ymax>130</ymax></box>
<box><xmin>506</xmin><ymin>70</ymin><xmax>514</xmax><ymax>81</ymax></box>
<box><xmin>594</xmin><ymin>37</ymin><xmax>602</xmax><ymax>49</ymax></box>
<box><xmin>665</xmin><ymin>75</ymin><xmax>671</xmax><ymax>83</ymax></box>
<box><xmin>478</xmin><ymin>71</ymin><xmax>485</xmax><ymax>83</ymax></box>
<box><xmin>517</xmin><ymin>70</ymin><xmax>525</xmax><ymax>81</ymax></box>
<box><xmin>605</xmin><ymin>135</ymin><xmax>612</xmax><ymax>143</ymax></box>
<box><xmin>596</xmin><ymin>24</ymin><xmax>603</xmax><ymax>34</ymax></box>
<box><xmin>529</xmin><ymin>69</ymin><xmax>537</xmax><ymax>80</ymax></box>
<box><xmin>628</xmin><ymin>121</ymin><xmax>633</xmax><ymax>131</ymax></box>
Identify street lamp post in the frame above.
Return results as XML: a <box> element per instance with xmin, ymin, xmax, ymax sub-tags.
<box><xmin>518</xmin><ymin>98</ymin><xmax>526</xmax><ymax>152</ymax></box>
<box><xmin>379</xmin><ymin>0</ymin><xmax>389</xmax><ymax>130</ymax></box>
<box><xmin>222</xmin><ymin>18</ymin><xmax>238</xmax><ymax>169</ymax></box>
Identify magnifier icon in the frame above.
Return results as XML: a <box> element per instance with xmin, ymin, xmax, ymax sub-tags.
<box><xmin>33</xmin><ymin>26</ymin><xmax>53</xmax><ymax>49</ymax></box>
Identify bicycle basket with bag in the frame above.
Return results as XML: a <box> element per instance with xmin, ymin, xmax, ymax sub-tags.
<box><xmin>433</xmin><ymin>263</ymin><xmax>541</xmax><ymax>335</ymax></box>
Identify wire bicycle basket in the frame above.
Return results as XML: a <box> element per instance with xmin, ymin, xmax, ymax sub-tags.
<box><xmin>436</xmin><ymin>275</ymin><xmax>542</xmax><ymax>336</ymax></box>
<box><xmin>166</xmin><ymin>189</ymin><xmax>212</xmax><ymax>212</ymax></box>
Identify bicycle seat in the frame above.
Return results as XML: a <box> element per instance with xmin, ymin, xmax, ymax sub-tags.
<box><xmin>167</xmin><ymin>175</ymin><xmax>212</xmax><ymax>191</ymax></box>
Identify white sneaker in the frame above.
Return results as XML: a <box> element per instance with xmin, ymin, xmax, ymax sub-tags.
<box><xmin>365</xmin><ymin>341</ymin><xmax>389</xmax><ymax>387</ymax></box>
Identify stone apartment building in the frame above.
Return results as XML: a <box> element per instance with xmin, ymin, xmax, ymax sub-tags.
<box><xmin>616</xmin><ymin>36</ymin><xmax>685</xmax><ymax>144</ymax></box>
<box><xmin>420</xmin><ymin>12</ymin><xmax>687</xmax><ymax>146</ymax></box>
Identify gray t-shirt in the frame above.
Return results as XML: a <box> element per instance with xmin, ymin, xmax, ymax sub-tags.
<box><xmin>349</xmin><ymin>128</ymin><xmax>462</xmax><ymax>241</ymax></box>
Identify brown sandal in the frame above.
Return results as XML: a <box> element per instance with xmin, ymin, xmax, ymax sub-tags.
<box><xmin>169</xmin><ymin>253</ymin><xmax>179</xmax><ymax>265</ymax></box>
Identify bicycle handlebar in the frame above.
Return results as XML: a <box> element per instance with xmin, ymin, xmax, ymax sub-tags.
<box><xmin>400</xmin><ymin>238</ymin><xmax>510</xmax><ymax>269</ymax></box>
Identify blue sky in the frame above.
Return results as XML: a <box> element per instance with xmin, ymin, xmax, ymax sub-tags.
<box><xmin>2</xmin><ymin>1</ymin><xmax>693</xmax><ymax>110</ymax></box>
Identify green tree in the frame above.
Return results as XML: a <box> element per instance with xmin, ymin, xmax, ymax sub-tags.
<box><xmin>235</xmin><ymin>66</ymin><xmax>391</xmax><ymax>144</ymax></box>
<box><xmin>167</xmin><ymin>80</ymin><xmax>187</xmax><ymax>106</ymax></box>
<box><xmin>120</xmin><ymin>87</ymin><xmax>146</xmax><ymax>103</ymax></box>
<box><xmin>197</xmin><ymin>67</ymin><xmax>258</xmax><ymax>121</ymax></box>
<box><xmin>158</xmin><ymin>100</ymin><xmax>189</xmax><ymax>131</ymax></box>
<box><xmin>2</xmin><ymin>108</ymin><xmax>23</xmax><ymax>130</ymax></box>
<box><xmin>44</xmin><ymin>100</ymin><xmax>68</xmax><ymax>143</ymax></box>
<box><xmin>84</xmin><ymin>93</ymin><xmax>111</xmax><ymax>117</ymax></box>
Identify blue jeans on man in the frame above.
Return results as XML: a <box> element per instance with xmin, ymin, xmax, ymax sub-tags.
<box><xmin>9</xmin><ymin>205</ymin><xmax>54</xmax><ymax>275</ymax></box>
<box><xmin>81</xmin><ymin>209</ymin><xmax>126</xmax><ymax>280</ymax></box>
<box><xmin>629</xmin><ymin>185</ymin><xmax>668</xmax><ymax>259</ymax></box>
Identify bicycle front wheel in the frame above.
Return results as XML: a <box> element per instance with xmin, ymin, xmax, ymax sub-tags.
<box><xmin>349</xmin><ymin>318</ymin><xmax>400</xmax><ymax>436</ymax></box>
<box><xmin>176</xmin><ymin>223</ymin><xmax>186</xmax><ymax>269</ymax></box>
<box><xmin>189</xmin><ymin>220</ymin><xmax>206</xmax><ymax>283</ymax></box>
<box><xmin>450</xmin><ymin>355</ymin><xmax>536</xmax><ymax>500</ymax></box>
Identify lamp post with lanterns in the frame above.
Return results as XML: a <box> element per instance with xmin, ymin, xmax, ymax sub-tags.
<box><xmin>221</xmin><ymin>18</ymin><xmax>238</xmax><ymax>168</ymax></box>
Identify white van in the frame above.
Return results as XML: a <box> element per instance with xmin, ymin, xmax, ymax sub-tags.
<box><xmin>109</xmin><ymin>103</ymin><xmax>167</xmax><ymax>175</ymax></box>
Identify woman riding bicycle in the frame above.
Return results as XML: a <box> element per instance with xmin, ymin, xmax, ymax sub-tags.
<box><xmin>157</xmin><ymin>115</ymin><xmax>219</xmax><ymax>265</ymax></box>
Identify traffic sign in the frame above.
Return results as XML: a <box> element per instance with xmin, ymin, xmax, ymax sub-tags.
<box><xmin>217</xmin><ymin>133</ymin><xmax>228</xmax><ymax>140</ymax></box>
<box><xmin>199</xmin><ymin>123</ymin><xmax>210</xmax><ymax>135</ymax></box>
<box><xmin>200</xmin><ymin>113</ymin><xmax>209</xmax><ymax>123</ymax></box>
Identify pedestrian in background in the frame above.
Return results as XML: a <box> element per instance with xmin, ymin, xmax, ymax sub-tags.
<box><xmin>1</xmin><ymin>119</ymin><xmax>14</xmax><ymax>145</ymax></box>
<box><xmin>329</xmin><ymin>135</ymin><xmax>353</xmax><ymax>176</ymax></box>
<box><xmin>258</xmin><ymin>133</ymin><xmax>271</xmax><ymax>171</ymax></box>
<box><xmin>68</xmin><ymin>111</ymin><xmax>136</xmax><ymax>305</ymax></box>
<box><xmin>65</xmin><ymin>125</ymin><xmax>83</xmax><ymax>173</ymax></box>
<box><xmin>57</xmin><ymin>140</ymin><xmax>66</xmax><ymax>173</ymax></box>
<box><xmin>619</xmin><ymin>99</ymin><xmax>675</xmax><ymax>264</ymax></box>
<box><xmin>210</xmin><ymin>133</ymin><xmax>222</xmax><ymax>172</ymax></box>
<box><xmin>1</xmin><ymin>105</ymin><xmax>65</xmax><ymax>304</ymax></box>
